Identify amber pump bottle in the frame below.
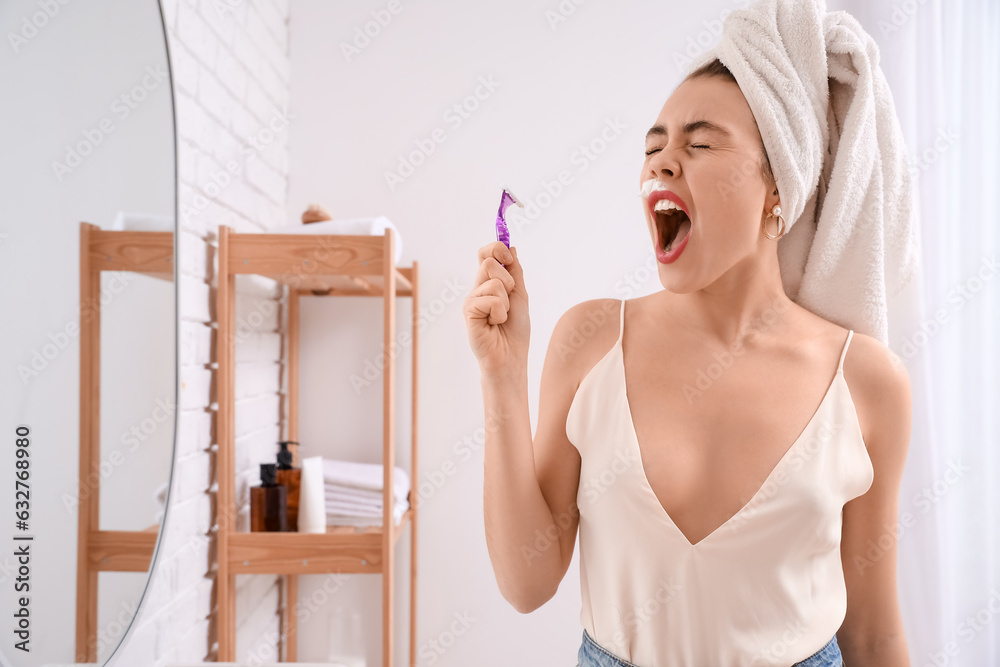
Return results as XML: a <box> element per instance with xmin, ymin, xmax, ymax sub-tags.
<box><xmin>275</xmin><ymin>441</ymin><xmax>301</xmax><ymax>531</ymax></box>
<box><xmin>250</xmin><ymin>463</ymin><xmax>287</xmax><ymax>532</ymax></box>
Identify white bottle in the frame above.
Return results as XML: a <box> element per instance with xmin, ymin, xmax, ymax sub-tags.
<box><xmin>297</xmin><ymin>455</ymin><xmax>326</xmax><ymax>534</ymax></box>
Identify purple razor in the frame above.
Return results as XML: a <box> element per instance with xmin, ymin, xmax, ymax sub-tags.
<box><xmin>496</xmin><ymin>185</ymin><xmax>524</xmax><ymax>251</ymax></box>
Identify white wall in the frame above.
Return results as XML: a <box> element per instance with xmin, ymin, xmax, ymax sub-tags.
<box><xmin>113</xmin><ymin>0</ymin><xmax>292</xmax><ymax>664</ymax></box>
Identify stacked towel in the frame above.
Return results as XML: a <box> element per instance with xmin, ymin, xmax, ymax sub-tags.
<box><xmin>109</xmin><ymin>211</ymin><xmax>175</xmax><ymax>232</ymax></box>
<box><xmin>690</xmin><ymin>0</ymin><xmax>919</xmax><ymax>345</ymax></box>
<box><xmin>323</xmin><ymin>457</ymin><xmax>410</xmax><ymax>527</ymax></box>
<box><xmin>278</xmin><ymin>215</ymin><xmax>404</xmax><ymax>265</ymax></box>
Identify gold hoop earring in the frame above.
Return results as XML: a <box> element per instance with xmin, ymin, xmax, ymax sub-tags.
<box><xmin>762</xmin><ymin>205</ymin><xmax>786</xmax><ymax>240</ymax></box>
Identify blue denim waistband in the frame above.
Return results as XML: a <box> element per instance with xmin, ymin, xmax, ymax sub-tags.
<box><xmin>576</xmin><ymin>628</ymin><xmax>843</xmax><ymax>667</ymax></box>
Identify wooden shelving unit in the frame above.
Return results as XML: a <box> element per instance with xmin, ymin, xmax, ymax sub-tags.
<box><xmin>76</xmin><ymin>221</ymin><xmax>174</xmax><ymax>661</ymax></box>
<box><xmin>214</xmin><ymin>224</ymin><xmax>418</xmax><ymax>665</ymax></box>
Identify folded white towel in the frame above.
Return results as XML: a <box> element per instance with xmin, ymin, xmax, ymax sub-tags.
<box><xmin>325</xmin><ymin>483</ymin><xmax>408</xmax><ymax>506</ymax></box>
<box><xmin>324</xmin><ymin>497</ymin><xmax>382</xmax><ymax>514</ymax></box>
<box><xmin>109</xmin><ymin>211</ymin><xmax>175</xmax><ymax>232</ymax></box>
<box><xmin>327</xmin><ymin>497</ymin><xmax>409</xmax><ymax>526</ymax></box>
<box><xmin>322</xmin><ymin>458</ymin><xmax>411</xmax><ymax>501</ymax></box>
<box><xmin>691</xmin><ymin>0</ymin><xmax>919</xmax><ymax>345</ymax></box>
<box><xmin>276</xmin><ymin>216</ymin><xmax>404</xmax><ymax>265</ymax></box>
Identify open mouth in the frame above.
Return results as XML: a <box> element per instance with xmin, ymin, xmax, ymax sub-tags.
<box><xmin>642</xmin><ymin>184</ymin><xmax>693</xmax><ymax>254</ymax></box>
<box><xmin>654</xmin><ymin>205</ymin><xmax>692</xmax><ymax>253</ymax></box>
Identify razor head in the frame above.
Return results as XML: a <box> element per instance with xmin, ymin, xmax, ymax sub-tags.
<box><xmin>500</xmin><ymin>184</ymin><xmax>525</xmax><ymax>208</ymax></box>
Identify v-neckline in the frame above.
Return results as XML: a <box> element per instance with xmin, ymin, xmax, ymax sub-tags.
<box><xmin>619</xmin><ymin>312</ymin><xmax>847</xmax><ymax>548</ymax></box>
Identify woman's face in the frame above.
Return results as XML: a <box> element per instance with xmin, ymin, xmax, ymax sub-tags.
<box><xmin>641</xmin><ymin>75</ymin><xmax>776</xmax><ymax>292</ymax></box>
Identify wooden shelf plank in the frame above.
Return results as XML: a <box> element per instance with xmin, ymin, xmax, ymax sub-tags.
<box><xmin>88</xmin><ymin>229</ymin><xmax>174</xmax><ymax>278</ymax></box>
<box><xmin>228</xmin><ymin>509</ymin><xmax>413</xmax><ymax>575</ymax></box>
<box><xmin>226</xmin><ymin>232</ymin><xmax>412</xmax><ymax>293</ymax></box>
<box><xmin>228</xmin><ymin>233</ymin><xmax>383</xmax><ymax>278</ymax></box>
<box><xmin>289</xmin><ymin>271</ymin><xmax>412</xmax><ymax>296</ymax></box>
<box><xmin>87</xmin><ymin>529</ymin><xmax>158</xmax><ymax>572</ymax></box>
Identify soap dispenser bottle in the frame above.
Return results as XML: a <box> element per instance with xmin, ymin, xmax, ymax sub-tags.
<box><xmin>276</xmin><ymin>441</ymin><xmax>301</xmax><ymax>531</ymax></box>
<box><xmin>251</xmin><ymin>463</ymin><xmax>287</xmax><ymax>532</ymax></box>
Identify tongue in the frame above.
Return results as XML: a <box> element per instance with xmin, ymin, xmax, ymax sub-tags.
<box><xmin>666</xmin><ymin>218</ymin><xmax>691</xmax><ymax>251</ymax></box>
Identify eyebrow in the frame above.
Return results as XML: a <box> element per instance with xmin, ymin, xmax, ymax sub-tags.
<box><xmin>645</xmin><ymin>120</ymin><xmax>732</xmax><ymax>142</ymax></box>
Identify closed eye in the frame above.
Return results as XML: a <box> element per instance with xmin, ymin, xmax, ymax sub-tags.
<box><xmin>644</xmin><ymin>144</ymin><xmax>710</xmax><ymax>156</ymax></box>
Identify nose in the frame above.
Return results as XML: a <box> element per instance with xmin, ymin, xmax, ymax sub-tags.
<box><xmin>648</xmin><ymin>148</ymin><xmax>680</xmax><ymax>179</ymax></box>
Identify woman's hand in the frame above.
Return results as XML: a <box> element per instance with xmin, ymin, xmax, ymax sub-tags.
<box><xmin>463</xmin><ymin>241</ymin><xmax>530</xmax><ymax>378</ymax></box>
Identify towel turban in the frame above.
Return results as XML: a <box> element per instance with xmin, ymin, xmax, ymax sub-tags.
<box><xmin>689</xmin><ymin>0</ymin><xmax>920</xmax><ymax>345</ymax></box>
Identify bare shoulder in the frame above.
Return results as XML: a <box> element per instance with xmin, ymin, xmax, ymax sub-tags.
<box><xmin>545</xmin><ymin>297</ymin><xmax>623</xmax><ymax>389</ymax></box>
<box><xmin>841</xmin><ymin>330</ymin><xmax>913</xmax><ymax>457</ymax></box>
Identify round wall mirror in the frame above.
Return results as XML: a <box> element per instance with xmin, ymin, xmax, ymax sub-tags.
<box><xmin>0</xmin><ymin>0</ymin><xmax>176</xmax><ymax>663</ymax></box>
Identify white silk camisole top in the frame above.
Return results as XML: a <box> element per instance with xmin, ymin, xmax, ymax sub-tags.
<box><xmin>564</xmin><ymin>299</ymin><xmax>873</xmax><ymax>666</ymax></box>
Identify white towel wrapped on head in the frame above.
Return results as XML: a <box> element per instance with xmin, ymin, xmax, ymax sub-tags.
<box><xmin>691</xmin><ymin>0</ymin><xmax>919</xmax><ymax>345</ymax></box>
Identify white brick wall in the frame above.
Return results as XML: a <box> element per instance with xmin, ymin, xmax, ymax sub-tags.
<box><xmin>110</xmin><ymin>0</ymin><xmax>291</xmax><ymax>663</ymax></box>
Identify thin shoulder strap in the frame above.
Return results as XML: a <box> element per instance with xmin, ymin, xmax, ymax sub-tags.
<box><xmin>837</xmin><ymin>330</ymin><xmax>854</xmax><ymax>373</ymax></box>
<box><xmin>618</xmin><ymin>299</ymin><xmax>626</xmax><ymax>344</ymax></box>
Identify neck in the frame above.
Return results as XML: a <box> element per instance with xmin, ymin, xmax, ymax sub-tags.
<box><xmin>660</xmin><ymin>245</ymin><xmax>794</xmax><ymax>346</ymax></box>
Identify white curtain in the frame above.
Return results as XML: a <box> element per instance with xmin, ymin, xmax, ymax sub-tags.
<box><xmin>831</xmin><ymin>0</ymin><xmax>1000</xmax><ymax>664</ymax></box>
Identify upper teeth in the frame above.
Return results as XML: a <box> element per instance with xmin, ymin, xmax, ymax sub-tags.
<box><xmin>654</xmin><ymin>199</ymin><xmax>683</xmax><ymax>213</ymax></box>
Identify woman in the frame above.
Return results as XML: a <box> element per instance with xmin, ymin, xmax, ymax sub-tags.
<box><xmin>464</xmin><ymin>57</ymin><xmax>912</xmax><ymax>666</ymax></box>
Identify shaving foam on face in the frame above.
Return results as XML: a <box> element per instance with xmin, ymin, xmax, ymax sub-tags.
<box><xmin>639</xmin><ymin>178</ymin><xmax>669</xmax><ymax>198</ymax></box>
<box><xmin>495</xmin><ymin>185</ymin><xmax>524</xmax><ymax>249</ymax></box>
